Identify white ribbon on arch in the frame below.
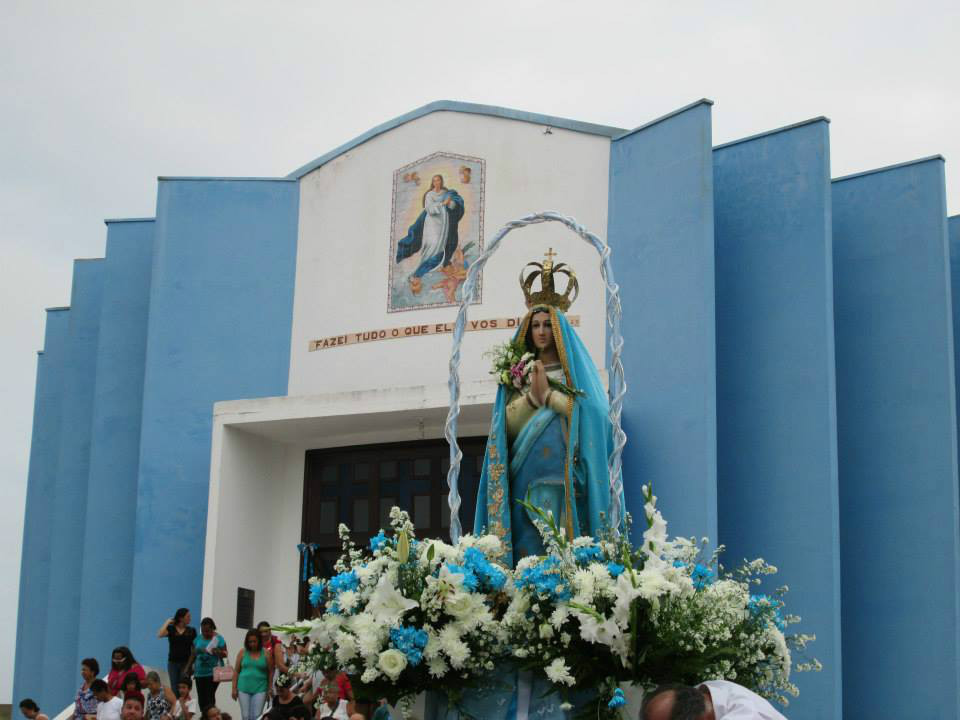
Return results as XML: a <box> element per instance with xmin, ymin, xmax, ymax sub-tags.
<box><xmin>443</xmin><ymin>211</ymin><xmax>627</xmax><ymax>544</ymax></box>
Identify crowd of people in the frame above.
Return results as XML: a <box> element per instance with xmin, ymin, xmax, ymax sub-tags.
<box><xmin>17</xmin><ymin>610</ymin><xmax>381</xmax><ymax>720</ymax></box>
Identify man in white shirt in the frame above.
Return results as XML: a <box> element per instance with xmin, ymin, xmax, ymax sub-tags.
<box><xmin>91</xmin><ymin>681</ymin><xmax>123</xmax><ymax>720</ymax></box>
<box><xmin>641</xmin><ymin>681</ymin><xmax>788</xmax><ymax>720</ymax></box>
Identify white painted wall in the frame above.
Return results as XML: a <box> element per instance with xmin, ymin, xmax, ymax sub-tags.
<box><xmin>201</xmin><ymin>424</ymin><xmax>302</xmax><ymax>718</ymax></box>
<box><xmin>289</xmin><ymin>110</ymin><xmax>611</xmax><ymax>396</ymax></box>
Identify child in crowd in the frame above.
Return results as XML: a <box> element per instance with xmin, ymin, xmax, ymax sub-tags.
<box><xmin>19</xmin><ymin>699</ymin><xmax>49</xmax><ymax>720</ymax></box>
<box><xmin>92</xmin><ymin>680</ymin><xmax>123</xmax><ymax>720</ymax></box>
<box><xmin>175</xmin><ymin>679</ymin><xmax>198</xmax><ymax>720</ymax></box>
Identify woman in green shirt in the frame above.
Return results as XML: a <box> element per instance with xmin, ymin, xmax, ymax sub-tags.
<box><xmin>231</xmin><ymin>629</ymin><xmax>272</xmax><ymax>720</ymax></box>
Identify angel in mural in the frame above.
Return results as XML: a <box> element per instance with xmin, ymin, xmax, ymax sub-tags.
<box><xmin>395</xmin><ymin>174</ymin><xmax>465</xmax><ymax>296</ymax></box>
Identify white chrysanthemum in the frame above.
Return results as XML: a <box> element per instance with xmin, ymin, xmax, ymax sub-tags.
<box><xmin>475</xmin><ymin>535</ymin><xmax>503</xmax><ymax>557</ymax></box>
<box><xmin>590</xmin><ymin>564</ymin><xmax>615</xmax><ymax>595</ymax></box>
<box><xmin>438</xmin><ymin>624</ymin><xmax>462</xmax><ymax>649</ymax></box>
<box><xmin>338</xmin><ymin>590</ymin><xmax>359</xmax><ymax>612</ymax></box>
<box><xmin>545</xmin><ymin>658</ymin><xmax>575</xmax><ymax>686</ymax></box>
<box><xmin>572</xmin><ymin>536</ymin><xmax>596</xmax><ymax>548</ymax></box>
<box><xmin>549</xmin><ymin>605</ymin><xmax>569</xmax><ymax>629</ymax></box>
<box><xmin>334</xmin><ymin>630</ymin><xmax>358</xmax><ymax>664</ymax></box>
<box><xmin>377</xmin><ymin>648</ymin><xmax>408</xmax><ymax>681</ymax></box>
<box><xmin>636</xmin><ymin>566</ymin><xmax>676</xmax><ymax>601</ymax></box>
<box><xmin>360</xmin><ymin>667</ymin><xmax>379</xmax><ymax>683</ymax></box>
<box><xmin>456</xmin><ymin>534</ymin><xmax>478</xmax><ymax>549</ymax></box>
<box><xmin>445</xmin><ymin>639</ymin><xmax>470</xmax><ymax>668</ymax></box>
<box><xmin>349</xmin><ymin>615</ymin><xmax>385</xmax><ymax>659</ymax></box>
<box><xmin>515</xmin><ymin>555</ymin><xmax>540</xmax><ymax>573</ymax></box>
<box><xmin>428</xmin><ymin>656</ymin><xmax>449</xmax><ymax>678</ymax></box>
<box><xmin>422</xmin><ymin>629</ymin><xmax>441</xmax><ymax>661</ymax></box>
<box><xmin>572</xmin><ymin>568</ymin><xmax>596</xmax><ymax>600</ymax></box>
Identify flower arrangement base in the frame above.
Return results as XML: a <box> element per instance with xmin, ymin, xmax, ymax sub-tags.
<box><xmin>419</xmin><ymin>671</ymin><xmax>599</xmax><ymax>720</ymax></box>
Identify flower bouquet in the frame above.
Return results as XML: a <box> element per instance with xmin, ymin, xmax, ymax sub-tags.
<box><xmin>486</xmin><ymin>339</ymin><xmax>581</xmax><ymax>396</ymax></box>
<box><xmin>279</xmin><ymin>508</ymin><xmax>512</xmax><ymax>711</ymax></box>
<box><xmin>502</xmin><ymin>494</ymin><xmax>693</xmax><ymax>718</ymax></box>
<box><xmin>505</xmin><ymin>486</ymin><xmax>819</xmax><ymax>717</ymax></box>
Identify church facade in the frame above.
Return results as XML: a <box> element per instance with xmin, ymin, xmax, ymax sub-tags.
<box><xmin>15</xmin><ymin>100</ymin><xmax>960</xmax><ymax>719</ymax></box>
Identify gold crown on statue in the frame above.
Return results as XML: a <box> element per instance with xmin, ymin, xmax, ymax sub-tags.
<box><xmin>520</xmin><ymin>248</ymin><xmax>579</xmax><ymax>312</ymax></box>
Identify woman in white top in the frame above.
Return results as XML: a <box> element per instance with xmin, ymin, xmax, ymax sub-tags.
<box><xmin>314</xmin><ymin>685</ymin><xmax>360</xmax><ymax>720</ymax></box>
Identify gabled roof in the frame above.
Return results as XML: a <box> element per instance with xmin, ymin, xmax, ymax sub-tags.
<box><xmin>287</xmin><ymin>100</ymin><xmax>627</xmax><ymax>179</ymax></box>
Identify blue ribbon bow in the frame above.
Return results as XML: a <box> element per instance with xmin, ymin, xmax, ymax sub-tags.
<box><xmin>297</xmin><ymin>543</ymin><xmax>314</xmax><ymax>581</ymax></box>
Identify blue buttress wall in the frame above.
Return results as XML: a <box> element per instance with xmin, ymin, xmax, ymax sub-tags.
<box><xmin>128</xmin><ymin>179</ymin><xmax>299</xmax><ymax>666</ymax></box>
<box><xmin>607</xmin><ymin>101</ymin><xmax>718</xmax><ymax>542</ymax></box>
<box><xmin>76</xmin><ymin>220</ymin><xmax>155</xmax><ymax>673</ymax></box>
<box><xmin>951</xmin><ymin>214</ymin><xmax>960</xmax><ymax>466</ymax></box>
<box><xmin>41</xmin><ymin>260</ymin><xmax>105</xmax><ymax>710</ymax></box>
<box><xmin>713</xmin><ymin>119</ymin><xmax>841</xmax><ymax>719</ymax></box>
<box><xmin>13</xmin><ymin>308</ymin><xmax>70</xmax><ymax>706</ymax></box>
<box><xmin>832</xmin><ymin>157</ymin><xmax>960</xmax><ymax>717</ymax></box>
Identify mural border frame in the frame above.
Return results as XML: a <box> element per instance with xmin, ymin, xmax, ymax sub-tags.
<box><xmin>387</xmin><ymin>151</ymin><xmax>486</xmax><ymax>314</ymax></box>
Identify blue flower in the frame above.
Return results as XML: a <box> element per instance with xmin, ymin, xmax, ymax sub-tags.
<box><xmin>673</xmin><ymin>560</ymin><xmax>687</xmax><ymax>569</ymax></box>
<box><xmin>691</xmin><ymin>564</ymin><xmax>715</xmax><ymax>590</ymax></box>
<box><xmin>390</xmin><ymin>625</ymin><xmax>429</xmax><ymax>667</ymax></box>
<box><xmin>515</xmin><ymin>556</ymin><xmax>571</xmax><ymax>601</ymax></box>
<box><xmin>462</xmin><ymin>547</ymin><xmax>507</xmax><ymax>591</ymax></box>
<box><xmin>445</xmin><ymin>562</ymin><xmax>480</xmax><ymax>591</ymax></box>
<box><xmin>607</xmin><ymin>688</ymin><xmax>626</xmax><ymax>708</ymax></box>
<box><xmin>607</xmin><ymin>562</ymin><xmax>625</xmax><ymax>578</ymax></box>
<box><xmin>329</xmin><ymin>570</ymin><xmax>359</xmax><ymax>594</ymax></box>
<box><xmin>370</xmin><ymin>531</ymin><xmax>389</xmax><ymax>552</ymax></box>
<box><xmin>308</xmin><ymin>581</ymin><xmax>326</xmax><ymax>608</ymax></box>
<box><xmin>748</xmin><ymin>594</ymin><xmax>786</xmax><ymax>631</ymax></box>
<box><xmin>573</xmin><ymin>545</ymin><xmax>603</xmax><ymax>566</ymax></box>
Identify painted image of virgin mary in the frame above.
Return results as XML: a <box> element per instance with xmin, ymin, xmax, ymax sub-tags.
<box><xmin>395</xmin><ymin>174</ymin><xmax>465</xmax><ymax>296</ymax></box>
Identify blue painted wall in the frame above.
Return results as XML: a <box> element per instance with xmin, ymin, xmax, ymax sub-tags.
<box><xmin>832</xmin><ymin>157</ymin><xmax>959</xmax><ymax>718</ymax></box>
<box><xmin>13</xmin><ymin>308</ymin><xmax>70</xmax><ymax>706</ymax></box>
<box><xmin>713</xmin><ymin>119</ymin><xmax>841</xmax><ymax>719</ymax></box>
<box><xmin>607</xmin><ymin>101</ymin><xmax>718</xmax><ymax>542</ymax></box>
<box><xmin>41</xmin><ymin>260</ymin><xmax>105</xmax><ymax>710</ymax></box>
<box><xmin>76</xmin><ymin>220</ymin><xmax>155</xmax><ymax>674</ymax></box>
<box><xmin>128</xmin><ymin>179</ymin><xmax>299</xmax><ymax>665</ymax></box>
<box><xmin>950</xmin><ymin>214</ymin><xmax>960</xmax><ymax>466</ymax></box>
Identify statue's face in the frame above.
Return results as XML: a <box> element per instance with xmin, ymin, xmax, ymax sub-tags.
<box><xmin>432</xmin><ymin>174</ymin><xmax>443</xmax><ymax>190</ymax></box>
<box><xmin>530</xmin><ymin>312</ymin><xmax>555</xmax><ymax>353</ymax></box>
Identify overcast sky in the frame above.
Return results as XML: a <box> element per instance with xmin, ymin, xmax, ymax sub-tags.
<box><xmin>1</xmin><ymin>0</ymin><xmax>957</xmax><ymax>703</ymax></box>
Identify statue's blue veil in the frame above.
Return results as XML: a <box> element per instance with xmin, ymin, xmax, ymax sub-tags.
<box><xmin>473</xmin><ymin>305</ymin><xmax>624</xmax><ymax>566</ymax></box>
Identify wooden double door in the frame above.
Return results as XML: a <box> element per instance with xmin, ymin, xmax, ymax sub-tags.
<box><xmin>298</xmin><ymin>438</ymin><xmax>486</xmax><ymax>617</ymax></box>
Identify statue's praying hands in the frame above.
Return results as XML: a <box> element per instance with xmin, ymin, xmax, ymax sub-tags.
<box><xmin>529</xmin><ymin>359</ymin><xmax>549</xmax><ymax>406</ymax></box>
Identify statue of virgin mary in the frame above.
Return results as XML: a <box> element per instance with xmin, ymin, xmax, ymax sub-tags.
<box><xmin>429</xmin><ymin>252</ymin><xmax>623</xmax><ymax>720</ymax></box>
<box><xmin>474</xmin><ymin>250</ymin><xmax>624</xmax><ymax>566</ymax></box>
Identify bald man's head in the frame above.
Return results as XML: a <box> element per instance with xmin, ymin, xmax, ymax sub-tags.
<box><xmin>642</xmin><ymin>684</ymin><xmax>710</xmax><ymax>720</ymax></box>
